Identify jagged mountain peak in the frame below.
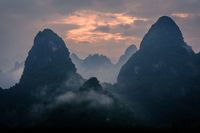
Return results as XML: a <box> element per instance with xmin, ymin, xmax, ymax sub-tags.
<box><xmin>20</xmin><ymin>29</ymin><xmax>76</xmax><ymax>87</ymax></box>
<box><xmin>157</xmin><ymin>16</ymin><xmax>176</xmax><ymax>24</ymax></box>
<box><xmin>70</xmin><ymin>53</ymin><xmax>83</xmax><ymax>67</ymax></box>
<box><xmin>37</xmin><ymin>28</ymin><xmax>59</xmax><ymax>37</ymax></box>
<box><xmin>140</xmin><ymin>16</ymin><xmax>185</xmax><ymax>50</ymax></box>
<box><xmin>124</xmin><ymin>44</ymin><xmax>137</xmax><ymax>56</ymax></box>
<box><xmin>34</xmin><ymin>28</ymin><xmax>68</xmax><ymax>53</ymax></box>
<box><xmin>79</xmin><ymin>77</ymin><xmax>102</xmax><ymax>92</ymax></box>
<box><xmin>117</xmin><ymin>44</ymin><xmax>137</xmax><ymax>66</ymax></box>
<box><xmin>83</xmin><ymin>54</ymin><xmax>113</xmax><ymax>67</ymax></box>
<box><xmin>118</xmin><ymin>16</ymin><xmax>196</xmax><ymax>86</ymax></box>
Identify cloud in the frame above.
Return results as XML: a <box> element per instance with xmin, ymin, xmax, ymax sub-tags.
<box><xmin>49</xmin><ymin>10</ymin><xmax>146</xmax><ymax>43</ymax></box>
<box><xmin>0</xmin><ymin>61</ymin><xmax>24</xmax><ymax>88</ymax></box>
<box><xmin>171</xmin><ymin>13</ymin><xmax>191</xmax><ymax>18</ymax></box>
<box><xmin>56</xmin><ymin>90</ymin><xmax>114</xmax><ymax>107</ymax></box>
<box><xmin>171</xmin><ymin>12</ymin><xmax>200</xmax><ymax>19</ymax></box>
<box><xmin>93</xmin><ymin>26</ymin><xmax>111</xmax><ymax>32</ymax></box>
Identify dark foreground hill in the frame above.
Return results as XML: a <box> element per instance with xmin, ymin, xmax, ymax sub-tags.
<box><xmin>118</xmin><ymin>16</ymin><xmax>200</xmax><ymax>127</ymax></box>
<box><xmin>0</xmin><ymin>29</ymin><xmax>136</xmax><ymax>128</ymax></box>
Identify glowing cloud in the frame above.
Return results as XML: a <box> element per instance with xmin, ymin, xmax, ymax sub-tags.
<box><xmin>50</xmin><ymin>10</ymin><xmax>146</xmax><ymax>43</ymax></box>
<box><xmin>171</xmin><ymin>13</ymin><xmax>191</xmax><ymax>18</ymax></box>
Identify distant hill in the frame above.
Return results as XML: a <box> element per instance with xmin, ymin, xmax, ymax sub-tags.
<box><xmin>117</xmin><ymin>44</ymin><xmax>137</xmax><ymax>67</ymax></box>
<box><xmin>70</xmin><ymin>53</ymin><xmax>83</xmax><ymax>69</ymax></box>
<box><xmin>71</xmin><ymin>45</ymin><xmax>137</xmax><ymax>84</ymax></box>
<box><xmin>71</xmin><ymin>53</ymin><xmax>117</xmax><ymax>83</ymax></box>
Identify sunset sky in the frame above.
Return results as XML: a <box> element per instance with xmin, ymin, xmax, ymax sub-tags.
<box><xmin>0</xmin><ymin>0</ymin><xmax>200</xmax><ymax>71</ymax></box>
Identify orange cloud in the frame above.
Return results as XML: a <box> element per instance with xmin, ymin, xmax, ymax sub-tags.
<box><xmin>171</xmin><ymin>13</ymin><xmax>191</xmax><ymax>18</ymax></box>
<box><xmin>66</xmin><ymin>27</ymin><xmax>136</xmax><ymax>43</ymax></box>
<box><xmin>50</xmin><ymin>10</ymin><xmax>146</xmax><ymax>43</ymax></box>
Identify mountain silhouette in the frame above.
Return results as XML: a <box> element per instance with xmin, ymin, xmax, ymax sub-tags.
<box><xmin>0</xmin><ymin>29</ymin><xmax>84</xmax><ymax>127</ymax></box>
<box><xmin>114</xmin><ymin>44</ymin><xmax>138</xmax><ymax>81</ymax></box>
<box><xmin>117</xmin><ymin>16</ymin><xmax>200</xmax><ymax>126</ymax></box>
<box><xmin>82</xmin><ymin>54</ymin><xmax>113</xmax><ymax>69</ymax></box>
<box><xmin>71</xmin><ymin>45</ymin><xmax>138</xmax><ymax>84</ymax></box>
<box><xmin>20</xmin><ymin>29</ymin><xmax>77</xmax><ymax>88</ymax></box>
<box><xmin>118</xmin><ymin>16</ymin><xmax>197</xmax><ymax>86</ymax></box>
<box><xmin>117</xmin><ymin>44</ymin><xmax>137</xmax><ymax>67</ymax></box>
<box><xmin>70</xmin><ymin>53</ymin><xmax>83</xmax><ymax>69</ymax></box>
<box><xmin>80</xmin><ymin>77</ymin><xmax>103</xmax><ymax>92</ymax></box>
<box><xmin>71</xmin><ymin>54</ymin><xmax>117</xmax><ymax>83</ymax></box>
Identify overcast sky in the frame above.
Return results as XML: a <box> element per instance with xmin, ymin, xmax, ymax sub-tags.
<box><xmin>0</xmin><ymin>0</ymin><xmax>200</xmax><ymax>71</ymax></box>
